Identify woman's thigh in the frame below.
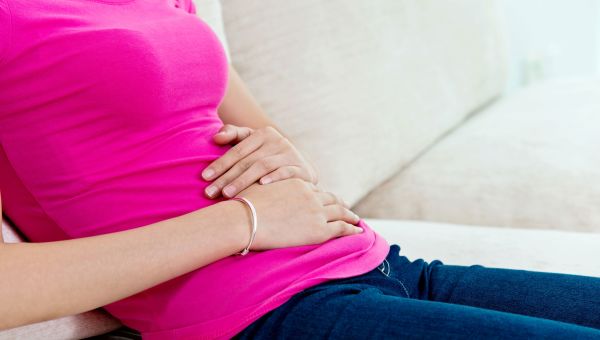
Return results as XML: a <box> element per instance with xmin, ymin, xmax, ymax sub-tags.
<box><xmin>234</xmin><ymin>244</ymin><xmax>600</xmax><ymax>339</ymax></box>
<box><xmin>234</xmin><ymin>280</ymin><xmax>600</xmax><ymax>339</ymax></box>
<box><xmin>383</xmin><ymin>244</ymin><xmax>600</xmax><ymax>329</ymax></box>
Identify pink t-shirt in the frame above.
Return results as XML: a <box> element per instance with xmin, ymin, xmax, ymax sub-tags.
<box><xmin>0</xmin><ymin>0</ymin><xmax>389</xmax><ymax>338</ymax></box>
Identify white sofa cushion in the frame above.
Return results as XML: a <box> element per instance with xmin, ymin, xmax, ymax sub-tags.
<box><xmin>366</xmin><ymin>218</ymin><xmax>600</xmax><ymax>278</ymax></box>
<box><xmin>1</xmin><ymin>217</ymin><xmax>23</xmax><ymax>243</ymax></box>
<box><xmin>0</xmin><ymin>310</ymin><xmax>121</xmax><ymax>340</ymax></box>
<box><xmin>355</xmin><ymin>78</ymin><xmax>600</xmax><ymax>232</ymax></box>
<box><xmin>220</xmin><ymin>0</ymin><xmax>507</xmax><ymax>205</ymax></box>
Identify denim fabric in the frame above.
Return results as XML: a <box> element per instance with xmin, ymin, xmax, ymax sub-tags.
<box><xmin>233</xmin><ymin>244</ymin><xmax>600</xmax><ymax>339</ymax></box>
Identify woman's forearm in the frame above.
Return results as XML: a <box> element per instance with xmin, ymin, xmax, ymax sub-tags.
<box><xmin>0</xmin><ymin>200</ymin><xmax>248</xmax><ymax>330</ymax></box>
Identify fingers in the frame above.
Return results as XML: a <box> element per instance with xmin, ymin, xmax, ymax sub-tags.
<box><xmin>220</xmin><ymin>155</ymin><xmax>285</xmax><ymax>198</ymax></box>
<box><xmin>202</xmin><ymin>132</ymin><xmax>263</xmax><ymax>181</ymax></box>
<box><xmin>314</xmin><ymin>191</ymin><xmax>350</xmax><ymax>209</ymax></box>
<box><xmin>327</xmin><ymin>220</ymin><xmax>364</xmax><ymax>237</ymax></box>
<box><xmin>316</xmin><ymin>191</ymin><xmax>342</xmax><ymax>206</ymax></box>
<box><xmin>206</xmin><ymin>154</ymin><xmax>315</xmax><ymax>199</ymax></box>
<box><xmin>212</xmin><ymin>124</ymin><xmax>254</xmax><ymax>145</ymax></box>
<box><xmin>324</xmin><ymin>204</ymin><xmax>360</xmax><ymax>225</ymax></box>
<box><xmin>259</xmin><ymin>166</ymin><xmax>311</xmax><ymax>185</ymax></box>
<box><xmin>204</xmin><ymin>152</ymin><xmax>262</xmax><ymax>198</ymax></box>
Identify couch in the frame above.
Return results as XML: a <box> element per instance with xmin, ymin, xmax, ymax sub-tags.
<box><xmin>2</xmin><ymin>0</ymin><xmax>599</xmax><ymax>338</ymax></box>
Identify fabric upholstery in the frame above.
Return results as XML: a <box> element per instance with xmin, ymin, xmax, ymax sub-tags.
<box><xmin>220</xmin><ymin>0</ymin><xmax>507</xmax><ymax>205</ymax></box>
<box><xmin>1</xmin><ymin>217</ymin><xmax>23</xmax><ymax>243</ymax></box>
<box><xmin>367</xmin><ymin>218</ymin><xmax>600</xmax><ymax>278</ymax></box>
<box><xmin>355</xmin><ymin>78</ymin><xmax>600</xmax><ymax>232</ymax></box>
<box><xmin>192</xmin><ymin>0</ymin><xmax>230</xmax><ymax>61</ymax></box>
<box><xmin>0</xmin><ymin>309</ymin><xmax>121</xmax><ymax>340</ymax></box>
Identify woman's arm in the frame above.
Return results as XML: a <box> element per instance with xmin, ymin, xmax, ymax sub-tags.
<box><xmin>0</xmin><ymin>178</ymin><xmax>360</xmax><ymax>330</ymax></box>
<box><xmin>0</xmin><ymin>190</ymin><xmax>248</xmax><ymax>330</ymax></box>
<box><xmin>217</xmin><ymin>65</ymin><xmax>277</xmax><ymax>130</ymax></box>
<box><xmin>206</xmin><ymin>65</ymin><xmax>321</xmax><ymax>198</ymax></box>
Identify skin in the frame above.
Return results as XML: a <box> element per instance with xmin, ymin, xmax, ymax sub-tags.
<box><xmin>0</xmin><ymin>65</ymin><xmax>361</xmax><ymax>330</ymax></box>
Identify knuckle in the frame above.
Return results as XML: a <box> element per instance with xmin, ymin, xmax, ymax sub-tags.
<box><xmin>239</xmin><ymin>158</ymin><xmax>253</xmax><ymax>171</ymax></box>
<box><xmin>281</xmin><ymin>138</ymin><xmax>292</xmax><ymax>148</ymax></box>
<box><xmin>282</xmin><ymin>166</ymin><xmax>294</xmax><ymax>178</ymax></box>
<box><xmin>259</xmin><ymin>158</ymin><xmax>275</xmax><ymax>171</ymax></box>
<box><xmin>277</xmin><ymin>136</ymin><xmax>288</xmax><ymax>145</ymax></box>
<box><xmin>257</xmin><ymin>159</ymin><xmax>268</xmax><ymax>171</ymax></box>
<box><xmin>334</xmin><ymin>221</ymin><xmax>348</xmax><ymax>235</ymax></box>
<box><xmin>302</xmin><ymin>187</ymin><xmax>314</xmax><ymax>199</ymax></box>
<box><xmin>309</xmin><ymin>203</ymin><xmax>322</xmax><ymax>215</ymax></box>
<box><xmin>255</xmin><ymin>127</ymin><xmax>266</xmax><ymax>137</ymax></box>
<box><xmin>307</xmin><ymin>182</ymin><xmax>319</xmax><ymax>191</ymax></box>
<box><xmin>231</xmin><ymin>146</ymin><xmax>245</xmax><ymax>158</ymax></box>
<box><xmin>290</xmin><ymin>177</ymin><xmax>305</xmax><ymax>186</ymax></box>
<box><xmin>230</xmin><ymin>178</ymin><xmax>245</xmax><ymax>190</ymax></box>
<box><xmin>343</xmin><ymin>222</ymin><xmax>353</xmax><ymax>233</ymax></box>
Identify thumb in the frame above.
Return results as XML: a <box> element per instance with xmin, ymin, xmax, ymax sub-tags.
<box><xmin>213</xmin><ymin>124</ymin><xmax>253</xmax><ymax>145</ymax></box>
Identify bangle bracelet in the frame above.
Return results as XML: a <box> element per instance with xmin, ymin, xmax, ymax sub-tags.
<box><xmin>229</xmin><ymin>196</ymin><xmax>258</xmax><ymax>256</ymax></box>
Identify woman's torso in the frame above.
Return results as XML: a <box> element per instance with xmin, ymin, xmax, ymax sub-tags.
<box><xmin>0</xmin><ymin>1</ymin><xmax>389</xmax><ymax>338</ymax></box>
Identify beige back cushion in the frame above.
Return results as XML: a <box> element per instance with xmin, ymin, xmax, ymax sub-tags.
<box><xmin>193</xmin><ymin>0</ymin><xmax>230</xmax><ymax>60</ymax></box>
<box><xmin>219</xmin><ymin>0</ymin><xmax>507</xmax><ymax>205</ymax></box>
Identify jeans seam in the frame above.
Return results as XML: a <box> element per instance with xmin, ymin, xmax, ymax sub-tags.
<box><xmin>377</xmin><ymin>259</ymin><xmax>411</xmax><ymax>299</ymax></box>
<box><xmin>395</xmin><ymin>279</ymin><xmax>411</xmax><ymax>299</ymax></box>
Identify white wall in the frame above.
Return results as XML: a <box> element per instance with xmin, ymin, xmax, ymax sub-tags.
<box><xmin>502</xmin><ymin>0</ymin><xmax>600</xmax><ymax>92</ymax></box>
<box><xmin>598</xmin><ymin>3</ymin><xmax>600</xmax><ymax>72</ymax></box>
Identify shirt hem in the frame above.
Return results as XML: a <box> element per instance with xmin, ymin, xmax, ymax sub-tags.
<box><xmin>141</xmin><ymin>233</ymin><xmax>390</xmax><ymax>339</ymax></box>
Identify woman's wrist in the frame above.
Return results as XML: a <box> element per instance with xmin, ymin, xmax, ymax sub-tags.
<box><xmin>228</xmin><ymin>197</ymin><xmax>258</xmax><ymax>255</ymax></box>
<box><xmin>207</xmin><ymin>200</ymin><xmax>255</xmax><ymax>255</ymax></box>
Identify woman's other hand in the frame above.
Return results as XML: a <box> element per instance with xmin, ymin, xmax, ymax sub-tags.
<box><xmin>201</xmin><ymin>124</ymin><xmax>319</xmax><ymax>199</ymax></box>
<box><xmin>234</xmin><ymin>179</ymin><xmax>363</xmax><ymax>251</ymax></box>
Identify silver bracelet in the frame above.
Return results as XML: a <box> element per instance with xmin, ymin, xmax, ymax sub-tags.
<box><xmin>229</xmin><ymin>196</ymin><xmax>258</xmax><ymax>256</ymax></box>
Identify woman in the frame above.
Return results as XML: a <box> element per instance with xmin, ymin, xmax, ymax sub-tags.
<box><xmin>0</xmin><ymin>0</ymin><xmax>598</xmax><ymax>338</ymax></box>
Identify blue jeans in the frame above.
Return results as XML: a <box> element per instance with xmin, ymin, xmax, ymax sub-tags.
<box><xmin>233</xmin><ymin>244</ymin><xmax>600</xmax><ymax>339</ymax></box>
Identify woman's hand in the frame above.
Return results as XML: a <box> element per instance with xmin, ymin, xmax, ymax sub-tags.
<box><xmin>202</xmin><ymin>124</ymin><xmax>319</xmax><ymax>199</ymax></box>
<box><xmin>233</xmin><ymin>178</ymin><xmax>363</xmax><ymax>251</ymax></box>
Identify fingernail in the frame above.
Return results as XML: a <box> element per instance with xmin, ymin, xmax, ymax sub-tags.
<box><xmin>205</xmin><ymin>185</ymin><xmax>217</xmax><ymax>197</ymax></box>
<box><xmin>355</xmin><ymin>227</ymin><xmax>364</xmax><ymax>233</ymax></box>
<box><xmin>202</xmin><ymin>168</ymin><xmax>215</xmax><ymax>180</ymax></box>
<box><xmin>354</xmin><ymin>213</ymin><xmax>360</xmax><ymax>220</ymax></box>
<box><xmin>223</xmin><ymin>185</ymin><xmax>236</xmax><ymax>198</ymax></box>
<box><xmin>260</xmin><ymin>177</ymin><xmax>272</xmax><ymax>185</ymax></box>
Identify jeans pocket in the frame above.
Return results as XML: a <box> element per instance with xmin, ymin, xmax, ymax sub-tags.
<box><xmin>377</xmin><ymin>258</ymin><xmax>411</xmax><ymax>298</ymax></box>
